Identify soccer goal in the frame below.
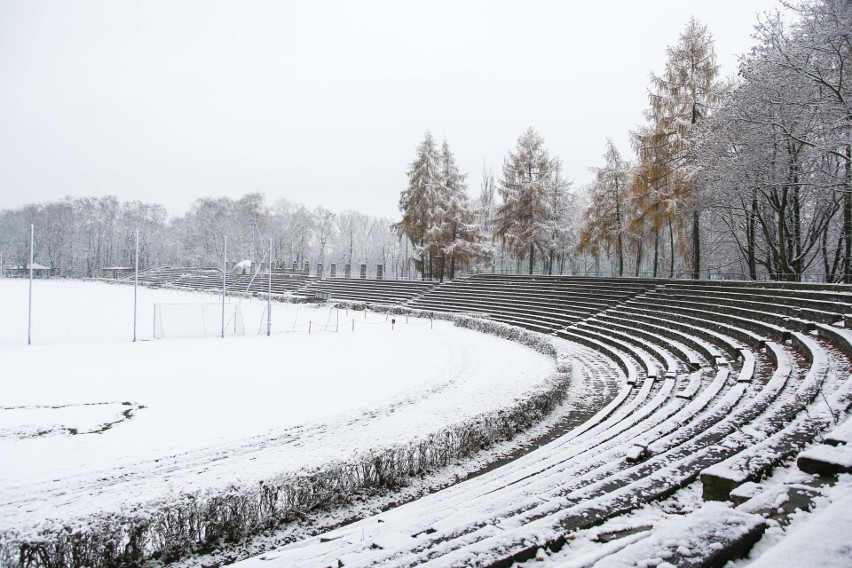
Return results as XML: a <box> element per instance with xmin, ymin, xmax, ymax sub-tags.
<box><xmin>153</xmin><ymin>303</ymin><xmax>245</xmax><ymax>339</ymax></box>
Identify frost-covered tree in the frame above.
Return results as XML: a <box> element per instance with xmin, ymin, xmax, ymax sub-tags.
<box><xmin>577</xmin><ymin>140</ymin><xmax>632</xmax><ymax>276</ymax></box>
<box><xmin>690</xmin><ymin>0</ymin><xmax>849</xmax><ymax>282</ymax></box>
<box><xmin>495</xmin><ymin>127</ymin><xmax>561</xmax><ymax>274</ymax></box>
<box><xmin>395</xmin><ymin>133</ymin><xmax>487</xmax><ymax>279</ymax></box>
<box><xmin>543</xmin><ymin>159</ymin><xmax>576</xmax><ymax>274</ymax></box>
<box><xmin>428</xmin><ymin>140</ymin><xmax>490</xmax><ymax>280</ymax></box>
<box><xmin>395</xmin><ymin>131</ymin><xmax>441</xmax><ymax>278</ymax></box>
<box><xmin>648</xmin><ymin>17</ymin><xmax>724</xmax><ymax>279</ymax></box>
<box><xmin>751</xmin><ymin>0</ymin><xmax>852</xmax><ymax>281</ymax></box>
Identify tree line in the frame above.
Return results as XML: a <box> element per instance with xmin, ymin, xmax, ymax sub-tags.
<box><xmin>0</xmin><ymin>194</ymin><xmax>404</xmax><ymax>278</ymax></box>
<box><xmin>580</xmin><ymin>0</ymin><xmax>850</xmax><ymax>282</ymax></box>
<box><xmin>399</xmin><ymin>0</ymin><xmax>850</xmax><ymax>282</ymax></box>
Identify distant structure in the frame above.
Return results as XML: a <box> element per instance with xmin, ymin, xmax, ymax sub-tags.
<box><xmin>100</xmin><ymin>267</ymin><xmax>135</xmax><ymax>279</ymax></box>
<box><xmin>5</xmin><ymin>263</ymin><xmax>52</xmax><ymax>278</ymax></box>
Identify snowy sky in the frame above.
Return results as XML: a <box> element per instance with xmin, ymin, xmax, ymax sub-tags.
<box><xmin>0</xmin><ymin>0</ymin><xmax>780</xmax><ymax>220</ymax></box>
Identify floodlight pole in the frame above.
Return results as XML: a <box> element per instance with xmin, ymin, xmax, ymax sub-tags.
<box><xmin>267</xmin><ymin>237</ymin><xmax>272</xmax><ymax>336</ymax></box>
<box><xmin>222</xmin><ymin>235</ymin><xmax>227</xmax><ymax>339</ymax></box>
<box><xmin>28</xmin><ymin>224</ymin><xmax>33</xmax><ymax>345</ymax></box>
<box><xmin>133</xmin><ymin>229</ymin><xmax>139</xmax><ymax>342</ymax></box>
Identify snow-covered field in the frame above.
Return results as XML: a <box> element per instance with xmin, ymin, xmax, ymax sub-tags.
<box><xmin>0</xmin><ymin>279</ymin><xmax>557</xmax><ymax>540</ymax></box>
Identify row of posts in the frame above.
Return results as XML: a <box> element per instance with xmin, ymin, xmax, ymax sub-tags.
<box><xmin>287</xmin><ymin>261</ymin><xmax>383</xmax><ymax>280</ymax></box>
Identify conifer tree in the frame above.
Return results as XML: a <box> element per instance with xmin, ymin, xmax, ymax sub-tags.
<box><xmin>577</xmin><ymin>140</ymin><xmax>631</xmax><ymax>276</ymax></box>
<box><xmin>495</xmin><ymin>128</ymin><xmax>559</xmax><ymax>274</ymax></box>
<box><xmin>396</xmin><ymin>133</ymin><xmax>488</xmax><ymax>279</ymax></box>
<box><xmin>395</xmin><ymin>131</ymin><xmax>441</xmax><ymax>278</ymax></box>
<box><xmin>648</xmin><ymin>17</ymin><xmax>723</xmax><ymax>279</ymax></box>
<box><xmin>429</xmin><ymin>140</ymin><xmax>489</xmax><ymax>279</ymax></box>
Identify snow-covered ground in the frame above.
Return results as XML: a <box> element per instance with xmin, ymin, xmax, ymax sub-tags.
<box><xmin>0</xmin><ymin>278</ymin><xmax>356</xmax><ymax>345</ymax></box>
<box><xmin>0</xmin><ymin>279</ymin><xmax>557</xmax><ymax>540</ymax></box>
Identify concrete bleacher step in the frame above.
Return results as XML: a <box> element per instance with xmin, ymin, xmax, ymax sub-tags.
<box><xmin>557</xmin><ymin>329</ymin><xmax>639</xmax><ymax>385</ymax></box>
<box><xmin>700</xmin><ymin>334</ymin><xmax>836</xmax><ymax>500</ymax></box>
<box><xmin>797</xmin><ymin>444</ymin><xmax>852</xmax><ymax>475</ymax></box>
<box><xmin>590</xmin><ymin>315</ymin><xmax>698</xmax><ymax>373</ymax></box>
<box><xmin>592</xmin><ymin>503</ymin><xmax>767</xmax><ymax>568</ymax></box>
<box><xmin>640</xmin><ymin>292</ymin><xmax>793</xmax><ymax>342</ymax></box>
<box><xmin>619</xmin><ymin>300</ymin><xmax>762</xmax><ymax>355</ymax></box>
<box><xmin>608</xmin><ymin>306</ymin><xmax>735</xmax><ymax>365</ymax></box>
<box><xmin>825</xmin><ymin>414</ymin><xmax>852</xmax><ymax>446</ymax></box>
<box><xmin>569</xmin><ymin>323</ymin><xmax>661</xmax><ymax>380</ymax></box>
<box><xmin>797</xmin><ymin>410</ymin><xmax>852</xmax><ymax>475</ymax></box>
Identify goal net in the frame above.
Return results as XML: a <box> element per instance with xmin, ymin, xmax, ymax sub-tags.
<box><xmin>153</xmin><ymin>303</ymin><xmax>245</xmax><ymax>339</ymax></box>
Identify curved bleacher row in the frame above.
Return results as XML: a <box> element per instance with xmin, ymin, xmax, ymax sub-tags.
<box><xmin>132</xmin><ymin>266</ymin><xmax>314</xmax><ymax>295</ymax></box>
<box><xmin>137</xmin><ymin>268</ymin><xmax>852</xmax><ymax>566</ymax></box>
<box><xmin>131</xmin><ymin>266</ymin><xmax>438</xmax><ymax>304</ymax></box>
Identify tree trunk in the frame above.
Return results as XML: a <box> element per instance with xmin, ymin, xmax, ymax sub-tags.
<box><xmin>652</xmin><ymin>227</ymin><xmax>659</xmax><ymax>278</ymax></box>
<box><xmin>668</xmin><ymin>219</ymin><xmax>675</xmax><ymax>278</ymax></box>
<box><xmin>748</xmin><ymin>197</ymin><xmax>757</xmax><ymax>280</ymax></box>
<box><xmin>529</xmin><ymin>241</ymin><xmax>535</xmax><ymax>275</ymax></box>
<box><xmin>691</xmin><ymin>210</ymin><xmax>700</xmax><ymax>280</ymax></box>
<box><xmin>635</xmin><ymin>240</ymin><xmax>643</xmax><ymax>277</ymax></box>
<box><xmin>845</xmin><ymin>145</ymin><xmax>851</xmax><ymax>284</ymax></box>
<box><xmin>617</xmin><ymin>233</ymin><xmax>624</xmax><ymax>277</ymax></box>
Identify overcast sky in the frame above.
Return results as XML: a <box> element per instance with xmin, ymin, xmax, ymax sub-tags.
<box><xmin>0</xmin><ymin>0</ymin><xmax>781</xmax><ymax>220</ymax></box>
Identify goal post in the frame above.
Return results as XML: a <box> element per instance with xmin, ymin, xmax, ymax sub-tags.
<box><xmin>153</xmin><ymin>303</ymin><xmax>245</xmax><ymax>339</ymax></box>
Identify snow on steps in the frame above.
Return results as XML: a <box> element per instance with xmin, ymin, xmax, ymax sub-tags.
<box><xmin>797</xmin><ymin>444</ymin><xmax>852</xmax><ymax>475</ymax></box>
<box><xmin>700</xmin><ymin>333</ymin><xmax>843</xmax><ymax>500</ymax></box>
<box><xmin>798</xmin><ymin>412</ymin><xmax>852</xmax><ymax>475</ymax></box>
<box><xmin>347</xmin><ymin>335</ymin><xmax>774</xmax><ymax>565</ymax></box>
<box><xmin>592</xmin><ymin>502</ymin><xmax>767</xmax><ymax>568</ymax></box>
<box><xmin>596</xmin><ymin>305</ymin><xmax>728</xmax><ymax>365</ymax></box>
<box><xmin>594</xmin><ymin>313</ymin><xmax>703</xmax><ymax>372</ymax></box>
<box><xmin>225</xmin><ymin>278</ymin><xmax>851</xmax><ymax>568</ymax></box>
<box><xmin>578</xmin><ymin>318</ymin><xmax>680</xmax><ymax>377</ymax></box>
<box><xmin>825</xmin><ymin>414</ymin><xmax>852</xmax><ymax>446</ymax></box>
<box><xmin>676</xmin><ymin>369</ymin><xmax>704</xmax><ymax>399</ymax></box>
<box><xmin>745</xmin><ymin>490</ymin><xmax>852</xmax><ymax>568</ymax></box>
<box><xmin>341</xmin><ymin>363</ymin><xmax>760</xmax><ymax>565</ymax></box>
<box><xmin>564</xmin><ymin>324</ymin><xmax>660</xmax><ymax>380</ymax></box>
<box><xmin>557</xmin><ymin>329</ymin><xmax>639</xmax><ymax>385</ymax></box>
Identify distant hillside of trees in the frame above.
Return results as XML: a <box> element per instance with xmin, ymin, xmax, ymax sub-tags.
<box><xmin>0</xmin><ymin>194</ymin><xmax>402</xmax><ymax>278</ymax></box>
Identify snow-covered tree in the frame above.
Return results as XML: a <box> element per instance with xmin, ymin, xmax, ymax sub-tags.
<box><xmin>395</xmin><ymin>133</ymin><xmax>488</xmax><ymax>279</ymax></box>
<box><xmin>647</xmin><ymin>17</ymin><xmax>724</xmax><ymax>279</ymax></box>
<box><xmin>429</xmin><ymin>140</ymin><xmax>490</xmax><ymax>279</ymax></box>
<box><xmin>577</xmin><ymin>140</ymin><xmax>632</xmax><ymax>276</ymax></box>
<box><xmin>751</xmin><ymin>0</ymin><xmax>852</xmax><ymax>281</ymax></box>
<box><xmin>495</xmin><ymin>127</ymin><xmax>561</xmax><ymax>274</ymax></box>
<box><xmin>395</xmin><ymin>131</ymin><xmax>442</xmax><ymax>278</ymax></box>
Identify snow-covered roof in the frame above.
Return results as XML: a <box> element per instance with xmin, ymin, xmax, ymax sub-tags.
<box><xmin>6</xmin><ymin>263</ymin><xmax>50</xmax><ymax>270</ymax></box>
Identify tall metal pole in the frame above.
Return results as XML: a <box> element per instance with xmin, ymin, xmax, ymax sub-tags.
<box><xmin>267</xmin><ymin>237</ymin><xmax>272</xmax><ymax>336</ymax></box>
<box><xmin>133</xmin><ymin>229</ymin><xmax>139</xmax><ymax>342</ymax></box>
<box><xmin>28</xmin><ymin>224</ymin><xmax>33</xmax><ymax>345</ymax></box>
<box><xmin>222</xmin><ymin>235</ymin><xmax>227</xmax><ymax>338</ymax></box>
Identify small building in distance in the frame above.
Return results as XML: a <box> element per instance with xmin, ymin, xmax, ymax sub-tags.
<box><xmin>100</xmin><ymin>267</ymin><xmax>136</xmax><ymax>279</ymax></box>
<box><xmin>4</xmin><ymin>263</ymin><xmax>53</xmax><ymax>278</ymax></box>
